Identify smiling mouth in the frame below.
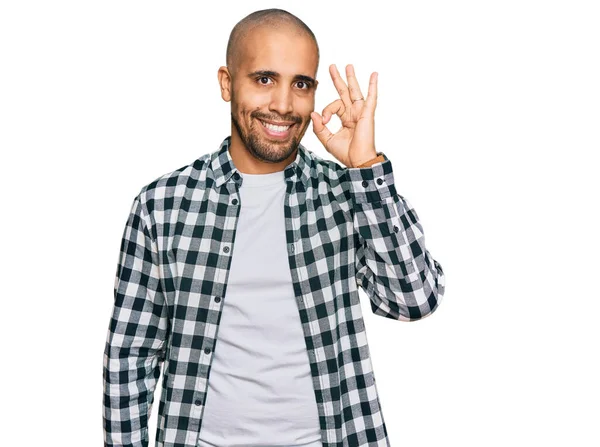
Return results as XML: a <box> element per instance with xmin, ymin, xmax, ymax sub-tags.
<box><xmin>258</xmin><ymin>119</ymin><xmax>295</xmax><ymax>138</ymax></box>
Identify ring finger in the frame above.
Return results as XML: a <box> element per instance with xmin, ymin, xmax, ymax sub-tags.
<box><xmin>346</xmin><ymin>64</ymin><xmax>364</xmax><ymax>103</ymax></box>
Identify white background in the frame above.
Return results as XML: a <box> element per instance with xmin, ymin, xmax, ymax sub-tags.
<box><xmin>1</xmin><ymin>1</ymin><xmax>598</xmax><ymax>445</ymax></box>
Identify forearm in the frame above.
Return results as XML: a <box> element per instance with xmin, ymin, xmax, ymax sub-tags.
<box><xmin>347</xmin><ymin>153</ymin><xmax>445</xmax><ymax>321</ymax></box>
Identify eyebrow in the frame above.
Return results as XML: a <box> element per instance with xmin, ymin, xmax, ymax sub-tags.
<box><xmin>248</xmin><ymin>70</ymin><xmax>318</xmax><ymax>86</ymax></box>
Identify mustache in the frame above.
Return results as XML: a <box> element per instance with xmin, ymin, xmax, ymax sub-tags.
<box><xmin>252</xmin><ymin>112</ymin><xmax>302</xmax><ymax>124</ymax></box>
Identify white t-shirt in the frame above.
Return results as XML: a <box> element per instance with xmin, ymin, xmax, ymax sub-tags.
<box><xmin>197</xmin><ymin>168</ymin><xmax>322</xmax><ymax>447</ymax></box>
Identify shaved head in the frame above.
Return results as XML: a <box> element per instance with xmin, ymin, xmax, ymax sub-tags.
<box><xmin>226</xmin><ymin>8</ymin><xmax>319</xmax><ymax>77</ymax></box>
<box><xmin>217</xmin><ymin>9</ymin><xmax>320</xmax><ymax>173</ymax></box>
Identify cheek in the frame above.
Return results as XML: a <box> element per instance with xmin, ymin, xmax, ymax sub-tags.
<box><xmin>298</xmin><ymin>97</ymin><xmax>315</xmax><ymax>115</ymax></box>
<box><xmin>298</xmin><ymin>107</ymin><xmax>313</xmax><ymax>125</ymax></box>
<box><xmin>233</xmin><ymin>102</ymin><xmax>254</xmax><ymax>122</ymax></box>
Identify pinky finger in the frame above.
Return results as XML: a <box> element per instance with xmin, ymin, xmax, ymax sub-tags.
<box><xmin>366</xmin><ymin>72</ymin><xmax>378</xmax><ymax>112</ymax></box>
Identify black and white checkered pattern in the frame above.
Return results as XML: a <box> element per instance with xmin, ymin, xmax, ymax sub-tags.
<box><xmin>103</xmin><ymin>136</ymin><xmax>445</xmax><ymax>447</ymax></box>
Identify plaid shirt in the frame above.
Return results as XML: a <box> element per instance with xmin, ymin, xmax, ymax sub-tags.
<box><xmin>103</xmin><ymin>136</ymin><xmax>445</xmax><ymax>447</ymax></box>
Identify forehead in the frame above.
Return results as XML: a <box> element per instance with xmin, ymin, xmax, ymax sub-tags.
<box><xmin>238</xmin><ymin>25</ymin><xmax>318</xmax><ymax>77</ymax></box>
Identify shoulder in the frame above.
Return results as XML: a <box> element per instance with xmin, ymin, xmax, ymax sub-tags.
<box><xmin>304</xmin><ymin>148</ymin><xmax>353</xmax><ymax>214</ymax></box>
<box><xmin>136</xmin><ymin>151</ymin><xmax>212</xmax><ymax>214</ymax></box>
<box><xmin>306</xmin><ymin>148</ymin><xmax>349</xmax><ymax>184</ymax></box>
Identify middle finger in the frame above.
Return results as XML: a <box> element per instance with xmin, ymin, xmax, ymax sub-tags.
<box><xmin>329</xmin><ymin>64</ymin><xmax>352</xmax><ymax>108</ymax></box>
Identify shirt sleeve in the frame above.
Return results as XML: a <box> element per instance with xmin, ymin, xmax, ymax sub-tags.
<box><xmin>346</xmin><ymin>153</ymin><xmax>445</xmax><ymax>321</ymax></box>
<box><xmin>103</xmin><ymin>193</ymin><xmax>170</xmax><ymax>446</ymax></box>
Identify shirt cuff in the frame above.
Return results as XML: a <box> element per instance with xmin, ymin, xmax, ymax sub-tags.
<box><xmin>346</xmin><ymin>152</ymin><xmax>397</xmax><ymax>204</ymax></box>
<box><xmin>356</xmin><ymin>152</ymin><xmax>386</xmax><ymax>168</ymax></box>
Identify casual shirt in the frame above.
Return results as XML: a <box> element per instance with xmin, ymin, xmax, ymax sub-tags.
<box><xmin>196</xmin><ymin>168</ymin><xmax>322</xmax><ymax>446</ymax></box>
<box><xmin>103</xmin><ymin>135</ymin><xmax>446</xmax><ymax>447</ymax></box>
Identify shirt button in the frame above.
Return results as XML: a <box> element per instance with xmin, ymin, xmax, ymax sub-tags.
<box><xmin>362</xmin><ymin>180</ymin><xmax>368</xmax><ymax>187</ymax></box>
<box><xmin>204</xmin><ymin>347</ymin><xmax>211</xmax><ymax>354</ymax></box>
<box><xmin>233</xmin><ymin>172</ymin><xmax>240</xmax><ymax>180</ymax></box>
<box><xmin>223</xmin><ymin>246</ymin><xmax>229</xmax><ymax>253</ymax></box>
<box><xmin>290</xmin><ymin>244</ymin><xmax>294</xmax><ymax>253</ymax></box>
<box><xmin>195</xmin><ymin>399</ymin><xmax>202</xmax><ymax>406</ymax></box>
<box><xmin>393</xmin><ymin>225</ymin><xmax>399</xmax><ymax>233</ymax></box>
<box><xmin>376</xmin><ymin>178</ymin><xmax>383</xmax><ymax>185</ymax></box>
<box><xmin>214</xmin><ymin>296</ymin><xmax>221</xmax><ymax>303</ymax></box>
<box><xmin>232</xmin><ymin>198</ymin><xmax>238</xmax><ymax>205</ymax></box>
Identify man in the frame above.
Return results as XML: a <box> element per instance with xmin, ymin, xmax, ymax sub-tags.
<box><xmin>103</xmin><ymin>8</ymin><xmax>445</xmax><ymax>447</ymax></box>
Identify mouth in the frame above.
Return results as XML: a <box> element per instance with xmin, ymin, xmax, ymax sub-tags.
<box><xmin>258</xmin><ymin>119</ymin><xmax>296</xmax><ymax>140</ymax></box>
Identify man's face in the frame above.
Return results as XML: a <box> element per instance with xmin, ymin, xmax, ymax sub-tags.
<box><xmin>221</xmin><ymin>26</ymin><xmax>318</xmax><ymax>164</ymax></box>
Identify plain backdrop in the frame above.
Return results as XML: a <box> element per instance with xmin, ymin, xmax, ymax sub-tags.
<box><xmin>1</xmin><ymin>1</ymin><xmax>598</xmax><ymax>445</ymax></box>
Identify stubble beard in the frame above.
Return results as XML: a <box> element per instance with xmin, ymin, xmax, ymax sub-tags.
<box><xmin>231</xmin><ymin>111</ymin><xmax>301</xmax><ymax>164</ymax></box>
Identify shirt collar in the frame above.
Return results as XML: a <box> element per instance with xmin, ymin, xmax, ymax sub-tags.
<box><xmin>210</xmin><ymin>135</ymin><xmax>312</xmax><ymax>188</ymax></box>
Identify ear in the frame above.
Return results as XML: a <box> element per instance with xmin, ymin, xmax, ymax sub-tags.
<box><xmin>217</xmin><ymin>66</ymin><xmax>232</xmax><ymax>102</ymax></box>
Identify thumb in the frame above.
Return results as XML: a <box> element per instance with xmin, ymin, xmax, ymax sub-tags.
<box><xmin>311</xmin><ymin>112</ymin><xmax>333</xmax><ymax>150</ymax></box>
<box><xmin>310</xmin><ymin>112</ymin><xmax>323</xmax><ymax>133</ymax></box>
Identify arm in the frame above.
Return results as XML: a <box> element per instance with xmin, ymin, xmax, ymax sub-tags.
<box><xmin>310</xmin><ymin>64</ymin><xmax>444</xmax><ymax>320</ymax></box>
<box><xmin>103</xmin><ymin>193</ymin><xmax>170</xmax><ymax>446</ymax></box>
<box><xmin>346</xmin><ymin>153</ymin><xmax>445</xmax><ymax>321</ymax></box>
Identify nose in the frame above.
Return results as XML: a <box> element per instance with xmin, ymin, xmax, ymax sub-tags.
<box><xmin>268</xmin><ymin>84</ymin><xmax>293</xmax><ymax>117</ymax></box>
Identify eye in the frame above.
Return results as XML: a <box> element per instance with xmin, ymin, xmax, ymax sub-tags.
<box><xmin>257</xmin><ymin>76</ymin><xmax>273</xmax><ymax>86</ymax></box>
<box><xmin>296</xmin><ymin>81</ymin><xmax>310</xmax><ymax>90</ymax></box>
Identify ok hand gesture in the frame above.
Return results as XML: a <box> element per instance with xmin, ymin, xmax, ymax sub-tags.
<box><xmin>311</xmin><ymin>64</ymin><xmax>378</xmax><ymax>168</ymax></box>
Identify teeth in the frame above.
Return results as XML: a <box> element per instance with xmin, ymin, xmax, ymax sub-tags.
<box><xmin>260</xmin><ymin>120</ymin><xmax>291</xmax><ymax>132</ymax></box>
